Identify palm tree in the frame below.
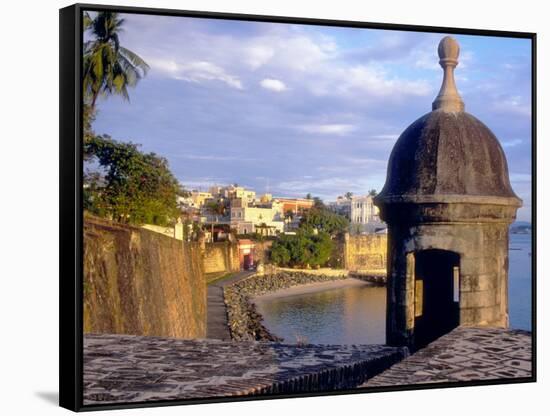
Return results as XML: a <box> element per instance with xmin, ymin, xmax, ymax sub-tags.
<box><xmin>83</xmin><ymin>12</ymin><xmax>149</xmax><ymax>110</ymax></box>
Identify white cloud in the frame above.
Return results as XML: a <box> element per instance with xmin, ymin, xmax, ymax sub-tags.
<box><xmin>245</xmin><ymin>45</ymin><xmax>275</xmax><ymax>70</ymax></box>
<box><xmin>300</xmin><ymin>124</ymin><xmax>355</xmax><ymax>135</ymax></box>
<box><xmin>492</xmin><ymin>96</ymin><xmax>531</xmax><ymax>117</ymax></box>
<box><xmin>342</xmin><ymin>66</ymin><xmax>432</xmax><ymax>97</ymax></box>
<box><xmin>176</xmin><ymin>61</ymin><xmax>243</xmax><ymax>89</ymax></box>
<box><xmin>149</xmin><ymin>59</ymin><xmax>243</xmax><ymax>89</ymax></box>
<box><xmin>370</xmin><ymin>134</ymin><xmax>400</xmax><ymax>140</ymax></box>
<box><xmin>274</xmin><ymin>174</ymin><xmax>387</xmax><ymax>200</ymax></box>
<box><xmin>148</xmin><ymin>58</ymin><xmax>179</xmax><ymax>75</ymax></box>
<box><xmin>260</xmin><ymin>78</ymin><xmax>288</xmax><ymax>92</ymax></box>
<box><xmin>501</xmin><ymin>139</ymin><xmax>523</xmax><ymax>148</ymax></box>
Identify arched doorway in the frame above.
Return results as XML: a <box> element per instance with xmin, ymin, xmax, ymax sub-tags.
<box><xmin>413</xmin><ymin>249</ymin><xmax>460</xmax><ymax>349</ymax></box>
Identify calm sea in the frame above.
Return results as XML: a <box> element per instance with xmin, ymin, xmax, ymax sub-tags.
<box><xmin>256</xmin><ymin>233</ymin><xmax>532</xmax><ymax>345</ymax></box>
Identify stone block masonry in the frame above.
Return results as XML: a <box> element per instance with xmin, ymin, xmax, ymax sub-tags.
<box><xmin>361</xmin><ymin>327</ymin><xmax>532</xmax><ymax>387</ymax></box>
<box><xmin>83</xmin><ymin>333</ymin><xmax>407</xmax><ymax>405</ymax></box>
<box><xmin>203</xmin><ymin>241</ymin><xmax>240</xmax><ymax>277</ymax></box>
<box><xmin>344</xmin><ymin>234</ymin><xmax>387</xmax><ymax>276</ymax></box>
<box><xmin>83</xmin><ymin>215</ymin><xmax>206</xmax><ymax>338</ymax></box>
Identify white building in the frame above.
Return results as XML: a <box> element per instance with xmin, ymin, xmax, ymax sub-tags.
<box><xmin>350</xmin><ymin>195</ymin><xmax>385</xmax><ymax>234</ymax></box>
<box><xmin>230</xmin><ymin>201</ymin><xmax>284</xmax><ymax>235</ymax></box>
<box><xmin>223</xmin><ymin>185</ymin><xmax>256</xmax><ymax>204</ymax></box>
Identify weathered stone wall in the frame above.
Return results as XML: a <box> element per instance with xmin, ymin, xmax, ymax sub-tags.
<box><xmin>83</xmin><ymin>215</ymin><xmax>206</xmax><ymax>338</ymax></box>
<box><xmin>385</xmin><ymin>220</ymin><xmax>511</xmax><ymax>347</ymax></box>
<box><xmin>344</xmin><ymin>234</ymin><xmax>388</xmax><ymax>274</ymax></box>
<box><xmin>203</xmin><ymin>242</ymin><xmax>240</xmax><ymax>276</ymax></box>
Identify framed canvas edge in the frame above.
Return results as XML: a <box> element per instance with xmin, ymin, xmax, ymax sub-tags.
<box><xmin>58</xmin><ymin>2</ymin><xmax>538</xmax><ymax>412</ymax></box>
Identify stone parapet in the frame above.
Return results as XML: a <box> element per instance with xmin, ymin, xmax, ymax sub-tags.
<box><xmin>83</xmin><ymin>333</ymin><xmax>407</xmax><ymax>405</ymax></box>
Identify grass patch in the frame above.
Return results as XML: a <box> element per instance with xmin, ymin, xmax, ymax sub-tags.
<box><xmin>206</xmin><ymin>272</ymin><xmax>234</xmax><ymax>285</ymax></box>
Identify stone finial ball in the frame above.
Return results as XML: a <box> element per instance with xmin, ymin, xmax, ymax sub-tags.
<box><xmin>438</xmin><ymin>36</ymin><xmax>460</xmax><ymax>62</ymax></box>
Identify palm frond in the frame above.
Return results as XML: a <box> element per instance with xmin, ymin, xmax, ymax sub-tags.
<box><xmin>119</xmin><ymin>46</ymin><xmax>150</xmax><ymax>74</ymax></box>
<box><xmin>83</xmin><ymin>11</ymin><xmax>148</xmax><ymax>109</ymax></box>
<box><xmin>83</xmin><ymin>12</ymin><xmax>93</xmax><ymax>30</ymax></box>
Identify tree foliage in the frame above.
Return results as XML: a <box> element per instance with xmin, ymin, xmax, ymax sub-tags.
<box><xmin>205</xmin><ymin>200</ymin><xmax>227</xmax><ymax>217</ymax></box>
<box><xmin>270</xmin><ymin>231</ymin><xmax>333</xmax><ymax>268</ymax></box>
<box><xmin>84</xmin><ymin>135</ymin><xmax>181</xmax><ymax>226</ymax></box>
<box><xmin>83</xmin><ymin>12</ymin><xmax>149</xmax><ymax>110</ymax></box>
<box><xmin>300</xmin><ymin>206</ymin><xmax>349</xmax><ymax>237</ymax></box>
<box><xmin>270</xmin><ymin>200</ymin><xmax>349</xmax><ymax>267</ymax></box>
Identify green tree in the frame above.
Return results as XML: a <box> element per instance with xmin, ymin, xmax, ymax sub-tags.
<box><xmin>270</xmin><ymin>230</ymin><xmax>334</xmax><ymax>268</ymax></box>
<box><xmin>83</xmin><ymin>12</ymin><xmax>149</xmax><ymax>111</ymax></box>
<box><xmin>368</xmin><ymin>189</ymin><xmax>377</xmax><ymax>197</ymax></box>
<box><xmin>84</xmin><ymin>135</ymin><xmax>181</xmax><ymax>226</ymax></box>
<box><xmin>313</xmin><ymin>196</ymin><xmax>324</xmax><ymax>208</ymax></box>
<box><xmin>300</xmin><ymin>206</ymin><xmax>349</xmax><ymax>237</ymax></box>
<box><xmin>270</xmin><ymin>237</ymin><xmax>292</xmax><ymax>265</ymax></box>
<box><xmin>344</xmin><ymin>191</ymin><xmax>353</xmax><ymax>199</ymax></box>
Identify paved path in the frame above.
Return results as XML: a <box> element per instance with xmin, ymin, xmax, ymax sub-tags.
<box><xmin>207</xmin><ymin>271</ymin><xmax>254</xmax><ymax>340</ymax></box>
<box><xmin>83</xmin><ymin>334</ymin><xmax>405</xmax><ymax>405</ymax></box>
<box><xmin>361</xmin><ymin>327</ymin><xmax>532</xmax><ymax>387</ymax></box>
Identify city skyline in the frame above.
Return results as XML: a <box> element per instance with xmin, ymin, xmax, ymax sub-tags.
<box><xmin>90</xmin><ymin>13</ymin><xmax>532</xmax><ymax>220</ymax></box>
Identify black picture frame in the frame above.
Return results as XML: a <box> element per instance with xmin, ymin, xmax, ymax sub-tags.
<box><xmin>60</xmin><ymin>3</ymin><xmax>537</xmax><ymax>412</ymax></box>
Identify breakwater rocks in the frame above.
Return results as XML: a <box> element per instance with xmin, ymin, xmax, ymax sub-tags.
<box><xmin>224</xmin><ymin>272</ymin><xmax>352</xmax><ymax>341</ymax></box>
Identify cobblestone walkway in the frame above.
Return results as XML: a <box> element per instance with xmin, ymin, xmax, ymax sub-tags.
<box><xmin>361</xmin><ymin>327</ymin><xmax>532</xmax><ymax>387</ymax></box>
<box><xmin>83</xmin><ymin>334</ymin><xmax>406</xmax><ymax>405</ymax></box>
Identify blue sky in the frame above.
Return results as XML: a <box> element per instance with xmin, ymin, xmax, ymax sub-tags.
<box><xmin>89</xmin><ymin>13</ymin><xmax>532</xmax><ymax>221</ymax></box>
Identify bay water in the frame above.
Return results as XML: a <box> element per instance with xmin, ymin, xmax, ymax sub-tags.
<box><xmin>256</xmin><ymin>233</ymin><xmax>532</xmax><ymax>345</ymax></box>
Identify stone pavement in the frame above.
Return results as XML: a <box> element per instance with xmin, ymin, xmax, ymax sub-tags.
<box><xmin>83</xmin><ymin>334</ymin><xmax>406</xmax><ymax>405</ymax></box>
<box><xmin>207</xmin><ymin>271</ymin><xmax>254</xmax><ymax>340</ymax></box>
<box><xmin>361</xmin><ymin>327</ymin><xmax>532</xmax><ymax>387</ymax></box>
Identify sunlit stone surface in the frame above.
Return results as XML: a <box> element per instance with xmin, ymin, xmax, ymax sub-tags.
<box><xmin>83</xmin><ymin>334</ymin><xmax>405</xmax><ymax>405</ymax></box>
<box><xmin>361</xmin><ymin>327</ymin><xmax>531</xmax><ymax>387</ymax></box>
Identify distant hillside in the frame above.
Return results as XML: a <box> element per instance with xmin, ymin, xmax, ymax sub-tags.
<box><xmin>511</xmin><ymin>221</ymin><xmax>532</xmax><ymax>234</ymax></box>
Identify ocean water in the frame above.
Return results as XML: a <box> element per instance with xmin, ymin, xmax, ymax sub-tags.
<box><xmin>508</xmin><ymin>233</ymin><xmax>532</xmax><ymax>331</ymax></box>
<box><xmin>256</xmin><ymin>233</ymin><xmax>532</xmax><ymax>345</ymax></box>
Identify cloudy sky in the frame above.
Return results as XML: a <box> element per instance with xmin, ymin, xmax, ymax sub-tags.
<box><xmin>90</xmin><ymin>13</ymin><xmax>533</xmax><ymax>221</ymax></box>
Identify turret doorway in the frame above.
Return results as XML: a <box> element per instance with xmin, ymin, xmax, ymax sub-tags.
<box><xmin>413</xmin><ymin>249</ymin><xmax>460</xmax><ymax>349</ymax></box>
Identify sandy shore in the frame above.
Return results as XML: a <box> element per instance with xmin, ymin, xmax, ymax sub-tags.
<box><xmin>252</xmin><ymin>278</ymin><xmax>370</xmax><ymax>302</ymax></box>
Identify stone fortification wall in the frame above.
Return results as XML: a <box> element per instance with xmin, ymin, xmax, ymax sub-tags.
<box><xmin>83</xmin><ymin>215</ymin><xmax>206</xmax><ymax>338</ymax></box>
<box><xmin>344</xmin><ymin>234</ymin><xmax>387</xmax><ymax>275</ymax></box>
<box><xmin>203</xmin><ymin>242</ymin><xmax>240</xmax><ymax>278</ymax></box>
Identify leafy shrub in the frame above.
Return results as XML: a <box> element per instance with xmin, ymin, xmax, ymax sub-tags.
<box><xmin>270</xmin><ymin>230</ymin><xmax>334</xmax><ymax>268</ymax></box>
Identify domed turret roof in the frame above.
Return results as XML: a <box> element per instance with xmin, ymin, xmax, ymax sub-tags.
<box><xmin>376</xmin><ymin>36</ymin><xmax>521</xmax><ymax>206</ymax></box>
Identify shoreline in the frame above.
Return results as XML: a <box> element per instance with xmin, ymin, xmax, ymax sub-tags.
<box><xmin>252</xmin><ymin>278</ymin><xmax>370</xmax><ymax>302</ymax></box>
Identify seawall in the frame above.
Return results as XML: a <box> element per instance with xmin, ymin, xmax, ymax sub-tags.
<box><xmin>203</xmin><ymin>241</ymin><xmax>240</xmax><ymax>282</ymax></box>
<box><xmin>83</xmin><ymin>215</ymin><xmax>206</xmax><ymax>338</ymax></box>
<box><xmin>344</xmin><ymin>234</ymin><xmax>387</xmax><ymax>276</ymax></box>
